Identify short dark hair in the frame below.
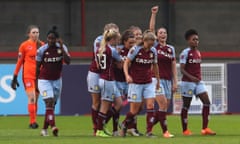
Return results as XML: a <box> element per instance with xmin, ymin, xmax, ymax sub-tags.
<box><xmin>184</xmin><ymin>29</ymin><xmax>198</xmax><ymax>40</ymax></box>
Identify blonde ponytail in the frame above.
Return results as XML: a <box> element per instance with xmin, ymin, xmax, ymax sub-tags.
<box><xmin>98</xmin><ymin>29</ymin><xmax>120</xmax><ymax>56</ymax></box>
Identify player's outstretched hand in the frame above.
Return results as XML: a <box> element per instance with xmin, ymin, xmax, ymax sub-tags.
<box><xmin>11</xmin><ymin>75</ymin><xmax>19</xmax><ymax>90</ymax></box>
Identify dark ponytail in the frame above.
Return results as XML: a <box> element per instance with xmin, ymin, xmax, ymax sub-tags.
<box><xmin>47</xmin><ymin>26</ymin><xmax>59</xmax><ymax>38</ymax></box>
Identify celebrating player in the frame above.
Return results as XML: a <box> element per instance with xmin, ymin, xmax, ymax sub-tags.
<box><xmin>129</xmin><ymin>26</ymin><xmax>143</xmax><ymax>45</ymax></box>
<box><xmin>123</xmin><ymin>26</ymin><xmax>145</xmax><ymax>136</ymax></box>
<box><xmin>147</xmin><ymin>5</ymin><xmax>177</xmax><ymax>138</ymax></box>
<box><xmin>120</xmin><ymin>30</ymin><xmax>160</xmax><ymax>137</ymax></box>
<box><xmin>36</xmin><ymin>26</ymin><xmax>71</xmax><ymax>137</ymax></box>
<box><xmin>87</xmin><ymin>23</ymin><xmax>119</xmax><ymax>136</ymax></box>
<box><xmin>114</xmin><ymin>30</ymin><xmax>144</xmax><ymax>136</ymax></box>
<box><xmin>179</xmin><ymin>29</ymin><xmax>216</xmax><ymax>136</ymax></box>
<box><xmin>95</xmin><ymin>29</ymin><xmax>123</xmax><ymax>137</ymax></box>
<box><xmin>11</xmin><ymin>25</ymin><xmax>44</xmax><ymax>129</ymax></box>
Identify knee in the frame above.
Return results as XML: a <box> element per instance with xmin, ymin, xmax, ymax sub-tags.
<box><xmin>200</xmin><ymin>93</ymin><xmax>211</xmax><ymax>105</ymax></box>
<box><xmin>203</xmin><ymin>100</ymin><xmax>210</xmax><ymax>105</ymax></box>
<box><xmin>159</xmin><ymin>103</ymin><xmax>167</xmax><ymax>111</ymax></box>
<box><xmin>114</xmin><ymin>102</ymin><xmax>122</xmax><ymax>111</ymax></box>
<box><xmin>92</xmin><ymin>102</ymin><xmax>100</xmax><ymax>110</ymax></box>
<box><xmin>130</xmin><ymin>110</ymin><xmax>139</xmax><ymax>115</ymax></box>
<box><xmin>29</xmin><ymin>98</ymin><xmax>35</xmax><ymax>103</ymax></box>
<box><xmin>137</xmin><ymin>102</ymin><xmax>145</xmax><ymax>113</ymax></box>
<box><xmin>146</xmin><ymin>102</ymin><xmax>154</xmax><ymax>109</ymax></box>
<box><xmin>182</xmin><ymin>102</ymin><xmax>191</xmax><ymax>110</ymax></box>
<box><xmin>27</xmin><ymin>91</ymin><xmax>36</xmax><ymax>104</ymax></box>
<box><xmin>157</xmin><ymin>97</ymin><xmax>167</xmax><ymax>109</ymax></box>
<box><xmin>92</xmin><ymin>100</ymin><xmax>101</xmax><ymax>110</ymax></box>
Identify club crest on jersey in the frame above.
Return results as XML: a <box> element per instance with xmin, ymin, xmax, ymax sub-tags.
<box><xmin>94</xmin><ymin>85</ymin><xmax>99</xmax><ymax>91</ymax></box>
<box><xmin>132</xmin><ymin>94</ymin><xmax>137</xmax><ymax>100</ymax></box>
<box><xmin>57</xmin><ymin>49</ymin><xmax>62</xmax><ymax>54</ymax></box>
<box><xmin>45</xmin><ymin>52</ymin><xmax>49</xmax><ymax>55</ymax></box>
<box><xmin>112</xmin><ymin>94</ymin><xmax>115</xmax><ymax>99</ymax></box>
<box><xmin>43</xmin><ymin>91</ymin><xmax>47</xmax><ymax>97</ymax></box>
<box><xmin>188</xmin><ymin>89</ymin><xmax>193</xmax><ymax>95</ymax></box>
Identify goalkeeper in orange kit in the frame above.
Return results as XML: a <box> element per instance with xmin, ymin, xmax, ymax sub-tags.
<box><xmin>11</xmin><ymin>25</ymin><xmax>44</xmax><ymax>129</ymax></box>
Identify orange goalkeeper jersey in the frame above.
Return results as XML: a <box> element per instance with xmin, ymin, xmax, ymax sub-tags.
<box><xmin>14</xmin><ymin>39</ymin><xmax>44</xmax><ymax>80</ymax></box>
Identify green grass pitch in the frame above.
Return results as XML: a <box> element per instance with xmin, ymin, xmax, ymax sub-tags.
<box><xmin>0</xmin><ymin>115</ymin><xmax>239</xmax><ymax>144</ymax></box>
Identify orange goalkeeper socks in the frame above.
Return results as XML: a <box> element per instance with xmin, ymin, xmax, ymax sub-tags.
<box><xmin>28</xmin><ymin>103</ymin><xmax>36</xmax><ymax>124</ymax></box>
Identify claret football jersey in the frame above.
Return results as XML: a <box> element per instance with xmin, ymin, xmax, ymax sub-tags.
<box><xmin>179</xmin><ymin>48</ymin><xmax>202</xmax><ymax>82</ymax></box>
<box><xmin>36</xmin><ymin>44</ymin><xmax>69</xmax><ymax>80</ymax></box>
<box><xmin>127</xmin><ymin>45</ymin><xmax>158</xmax><ymax>84</ymax></box>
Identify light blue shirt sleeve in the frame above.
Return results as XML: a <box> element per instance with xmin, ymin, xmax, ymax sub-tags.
<box><xmin>153</xmin><ymin>40</ymin><xmax>158</xmax><ymax>48</ymax></box>
<box><xmin>151</xmin><ymin>47</ymin><xmax>158</xmax><ymax>64</ymax></box>
<box><xmin>62</xmin><ymin>44</ymin><xmax>70</xmax><ymax>56</ymax></box>
<box><xmin>93</xmin><ymin>35</ymin><xmax>102</xmax><ymax>53</ymax></box>
<box><xmin>179</xmin><ymin>48</ymin><xmax>190</xmax><ymax>64</ymax></box>
<box><xmin>36</xmin><ymin>44</ymin><xmax>48</xmax><ymax>62</ymax></box>
<box><xmin>110</xmin><ymin>47</ymin><xmax>122</xmax><ymax>62</ymax></box>
<box><xmin>172</xmin><ymin>47</ymin><xmax>176</xmax><ymax>58</ymax></box>
<box><xmin>166</xmin><ymin>44</ymin><xmax>176</xmax><ymax>58</ymax></box>
<box><xmin>127</xmin><ymin>46</ymin><xmax>139</xmax><ymax>61</ymax></box>
<box><xmin>170</xmin><ymin>45</ymin><xmax>176</xmax><ymax>58</ymax></box>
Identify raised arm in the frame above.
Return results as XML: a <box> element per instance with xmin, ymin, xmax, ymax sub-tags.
<box><xmin>58</xmin><ymin>38</ymin><xmax>71</xmax><ymax>65</ymax></box>
<box><xmin>149</xmin><ymin>5</ymin><xmax>159</xmax><ymax>33</ymax></box>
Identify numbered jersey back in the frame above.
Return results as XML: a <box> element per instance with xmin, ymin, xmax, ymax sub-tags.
<box><xmin>96</xmin><ymin>45</ymin><xmax>115</xmax><ymax>81</ymax></box>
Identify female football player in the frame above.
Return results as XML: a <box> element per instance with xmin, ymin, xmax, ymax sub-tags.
<box><xmin>179</xmin><ymin>29</ymin><xmax>216</xmax><ymax>136</ymax></box>
<box><xmin>11</xmin><ymin>25</ymin><xmax>44</xmax><ymax>129</ymax></box>
<box><xmin>36</xmin><ymin>26</ymin><xmax>71</xmax><ymax>136</ymax></box>
<box><xmin>87</xmin><ymin>23</ymin><xmax>119</xmax><ymax>136</ymax></box>
<box><xmin>120</xmin><ymin>30</ymin><xmax>160</xmax><ymax>137</ymax></box>
<box><xmin>148</xmin><ymin>5</ymin><xmax>177</xmax><ymax>138</ymax></box>
<box><xmin>95</xmin><ymin>29</ymin><xmax>123</xmax><ymax>137</ymax></box>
